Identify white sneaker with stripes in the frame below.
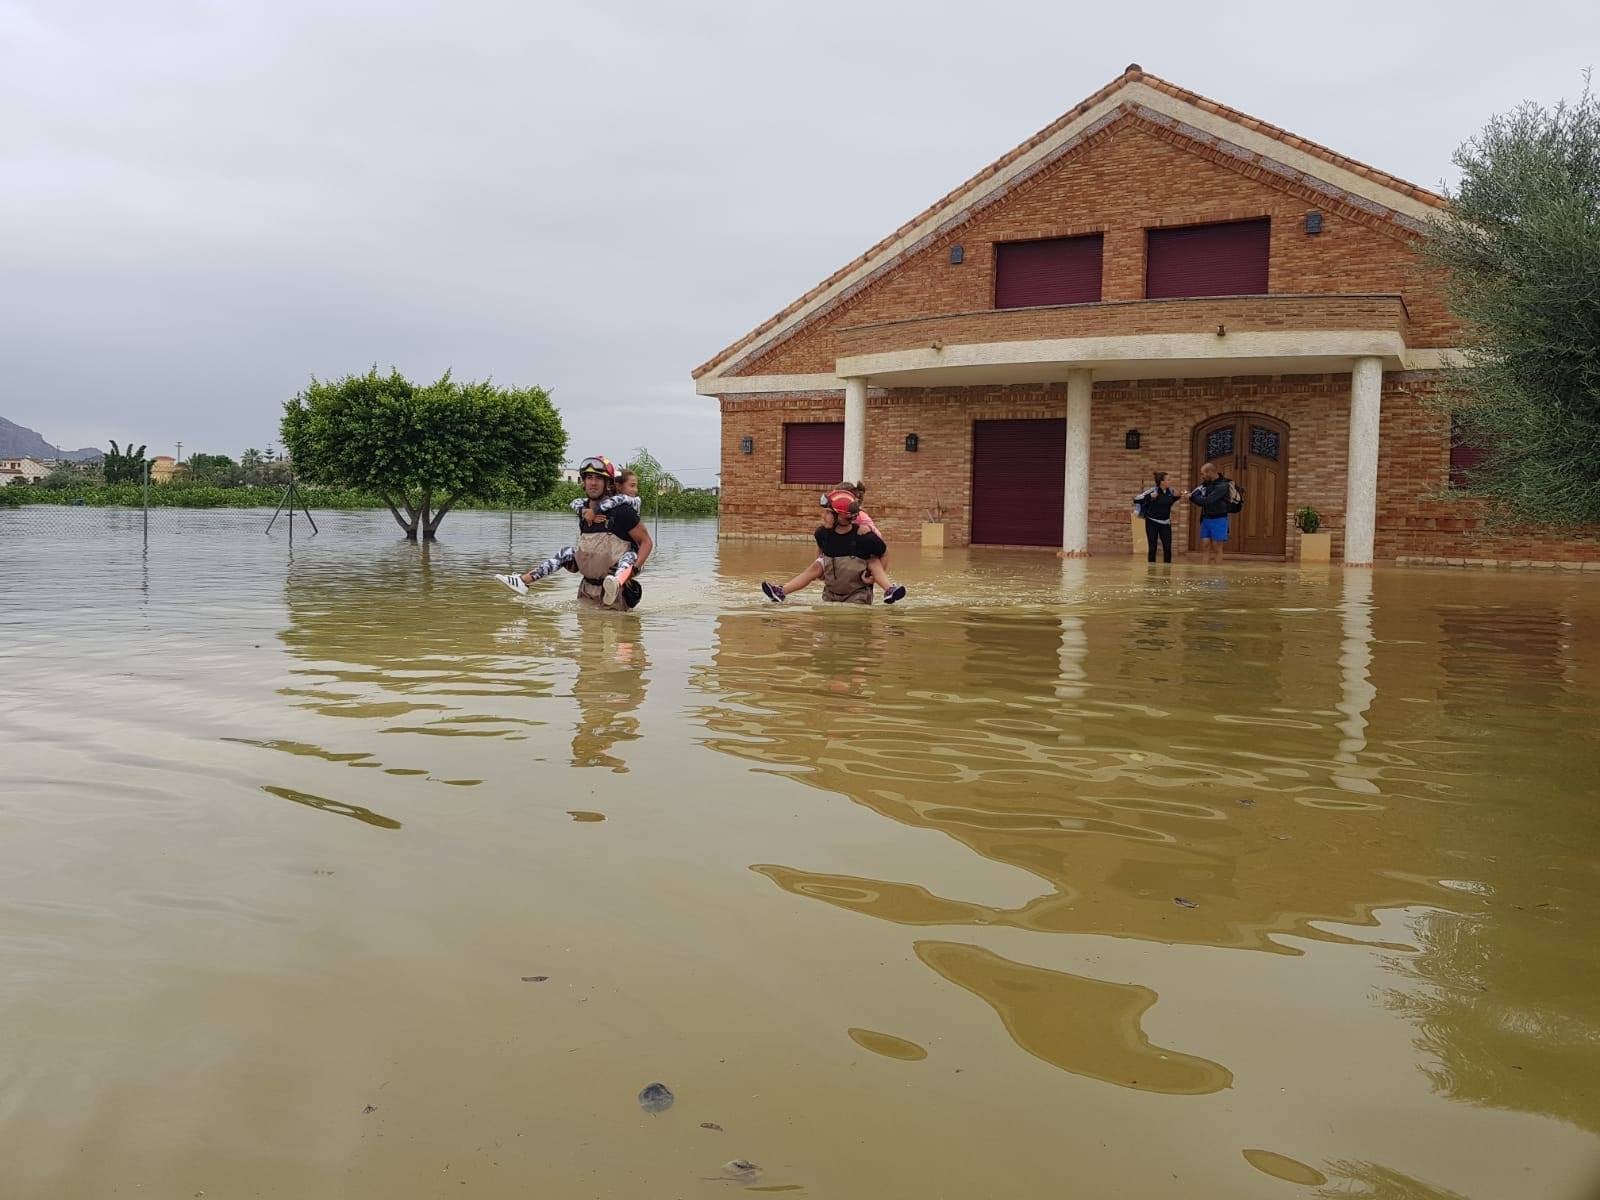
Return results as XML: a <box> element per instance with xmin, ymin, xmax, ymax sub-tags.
<box><xmin>494</xmin><ymin>573</ymin><xmax>529</xmax><ymax>595</ymax></box>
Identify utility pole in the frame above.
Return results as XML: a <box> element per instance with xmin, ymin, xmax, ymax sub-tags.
<box><xmin>176</xmin><ymin>440</ymin><xmax>183</xmax><ymax>466</ymax></box>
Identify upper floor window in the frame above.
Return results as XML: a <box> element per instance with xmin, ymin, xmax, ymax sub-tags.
<box><xmin>1145</xmin><ymin>218</ymin><xmax>1270</xmax><ymax>299</ymax></box>
<box><xmin>994</xmin><ymin>234</ymin><xmax>1104</xmax><ymax>309</ymax></box>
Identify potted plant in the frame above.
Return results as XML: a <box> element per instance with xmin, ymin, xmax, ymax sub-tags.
<box><xmin>1295</xmin><ymin>505</ymin><xmax>1331</xmax><ymax>563</ymax></box>
<box><xmin>921</xmin><ymin>502</ymin><xmax>947</xmax><ymax>548</ymax></box>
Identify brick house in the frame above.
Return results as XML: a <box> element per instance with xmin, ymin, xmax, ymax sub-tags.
<box><xmin>694</xmin><ymin>65</ymin><xmax>1600</xmax><ymax>565</ymax></box>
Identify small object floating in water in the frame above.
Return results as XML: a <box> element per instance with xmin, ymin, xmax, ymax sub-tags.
<box><xmin>721</xmin><ymin>1160</ymin><xmax>763</xmax><ymax>1183</ymax></box>
<box><xmin>521</xmin><ymin>975</ymin><xmax>549</xmax><ymax>982</ymax></box>
<box><xmin>1173</xmin><ymin>897</ymin><xmax>1199</xmax><ymax>909</ymax></box>
<box><xmin>638</xmin><ymin>1082</ymin><xmax>674</xmax><ymax>1113</ymax></box>
<box><xmin>700</xmin><ymin>1122</ymin><xmax>723</xmax><ymax>1132</ymax></box>
<box><xmin>1237</xmin><ymin>798</ymin><xmax>1255</xmax><ymax>808</ymax></box>
<box><xmin>362</xmin><ymin>1104</ymin><xmax>377</xmax><ymax>1114</ymax></box>
<box><xmin>567</xmin><ymin>810</ymin><xmax>606</xmax><ymax>822</ymax></box>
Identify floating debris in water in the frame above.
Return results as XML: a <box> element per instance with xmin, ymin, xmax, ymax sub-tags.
<box><xmin>1173</xmin><ymin>897</ymin><xmax>1199</xmax><ymax>909</ymax></box>
<box><xmin>1237</xmin><ymin>798</ymin><xmax>1256</xmax><ymax>807</ymax></box>
<box><xmin>721</xmin><ymin>1159</ymin><xmax>763</xmax><ymax>1183</ymax></box>
<box><xmin>362</xmin><ymin>1105</ymin><xmax>377</xmax><ymax>1114</ymax></box>
<box><xmin>700</xmin><ymin>1122</ymin><xmax>723</xmax><ymax>1132</ymax></box>
<box><xmin>638</xmin><ymin>1082</ymin><xmax>674</xmax><ymax>1113</ymax></box>
<box><xmin>521</xmin><ymin>975</ymin><xmax>549</xmax><ymax>982</ymax></box>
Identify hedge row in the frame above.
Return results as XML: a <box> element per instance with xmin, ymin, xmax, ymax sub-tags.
<box><xmin>0</xmin><ymin>480</ymin><xmax>719</xmax><ymax>516</ymax></box>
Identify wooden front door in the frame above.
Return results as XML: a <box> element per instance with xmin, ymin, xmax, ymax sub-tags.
<box><xmin>1189</xmin><ymin>413</ymin><xmax>1288</xmax><ymax>557</ymax></box>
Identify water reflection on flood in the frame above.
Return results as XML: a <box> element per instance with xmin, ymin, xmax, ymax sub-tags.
<box><xmin>914</xmin><ymin>939</ymin><xmax>1233</xmax><ymax>1093</ymax></box>
<box><xmin>2</xmin><ymin>511</ymin><xmax>1599</xmax><ymax>1198</ymax></box>
<box><xmin>692</xmin><ymin>550</ymin><xmax>1600</xmax><ymax>1150</ymax></box>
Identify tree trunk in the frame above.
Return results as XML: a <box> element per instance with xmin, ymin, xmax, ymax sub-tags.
<box><xmin>424</xmin><ymin>495</ymin><xmax>458</xmax><ymax>539</ymax></box>
<box><xmin>382</xmin><ymin>493</ymin><xmax>420</xmax><ymax>539</ymax></box>
<box><xmin>418</xmin><ymin>490</ymin><xmax>433</xmax><ymax>540</ymax></box>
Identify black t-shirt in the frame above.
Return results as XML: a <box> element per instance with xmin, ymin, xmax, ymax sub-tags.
<box><xmin>814</xmin><ymin>524</ymin><xmax>886</xmax><ymax>559</ymax></box>
<box><xmin>577</xmin><ymin>501</ymin><xmax>640</xmax><ymax>539</ymax></box>
<box><xmin>1191</xmin><ymin>477</ymin><xmax>1235</xmax><ymax>519</ymax></box>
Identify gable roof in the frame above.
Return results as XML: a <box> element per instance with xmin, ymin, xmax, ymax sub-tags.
<box><xmin>694</xmin><ymin>64</ymin><xmax>1447</xmax><ymax>382</ymax></box>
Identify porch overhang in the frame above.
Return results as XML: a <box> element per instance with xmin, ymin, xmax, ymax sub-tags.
<box><xmin>694</xmin><ymin>294</ymin><xmax>1456</xmax><ymax>395</ymax></box>
<box><xmin>835</xmin><ymin>328</ymin><xmax>1409</xmax><ymax>387</ymax></box>
<box><xmin>834</xmin><ymin>293</ymin><xmax>1414</xmax><ymax>387</ymax></box>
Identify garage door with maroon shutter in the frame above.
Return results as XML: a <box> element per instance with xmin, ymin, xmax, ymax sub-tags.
<box><xmin>970</xmin><ymin>419</ymin><xmax>1066</xmax><ymax>546</ymax></box>
<box><xmin>1146</xmin><ymin>218</ymin><xmax>1270</xmax><ymax>299</ymax></box>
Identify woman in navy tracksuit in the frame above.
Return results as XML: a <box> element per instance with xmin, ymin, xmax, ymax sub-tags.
<box><xmin>1134</xmin><ymin>471</ymin><xmax>1181</xmax><ymax>563</ymax></box>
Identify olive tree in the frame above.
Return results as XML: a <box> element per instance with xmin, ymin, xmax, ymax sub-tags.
<box><xmin>1428</xmin><ymin>80</ymin><xmax>1600</xmax><ymax>524</ymax></box>
<box><xmin>281</xmin><ymin>369</ymin><xmax>565</xmax><ymax>539</ymax></box>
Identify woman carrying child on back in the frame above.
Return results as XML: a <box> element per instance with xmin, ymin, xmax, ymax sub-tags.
<box><xmin>761</xmin><ymin>482</ymin><xmax>906</xmax><ymax>604</ymax></box>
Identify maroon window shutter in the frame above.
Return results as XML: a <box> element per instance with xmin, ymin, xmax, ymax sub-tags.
<box><xmin>783</xmin><ymin>422</ymin><xmax>845</xmax><ymax>484</ymax></box>
<box><xmin>1145</xmin><ymin>218</ymin><xmax>1270</xmax><ymax>299</ymax></box>
<box><xmin>1450</xmin><ymin>417</ymin><xmax>1490</xmax><ymax>487</ymax></box>
<box><xmin>970</xmin><ymin>418</ymin><xmax>1066</xmax><ymax>546</ymax></box>
<box><xmin>994</xmin><ymin>235</ymin><xmax>1104</xmax><ymax>309</ymax></box>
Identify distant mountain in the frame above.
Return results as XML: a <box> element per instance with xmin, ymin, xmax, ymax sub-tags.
<box><xmin>0</xmin><ymin>417</ymin><xmax>103</xmax><ymax>462</ymax></box>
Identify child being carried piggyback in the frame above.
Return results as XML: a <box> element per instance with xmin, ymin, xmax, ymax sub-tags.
<box><xmin>761</xmin><ymin>481</ymin><xmax>907</xmax><ymax>604</ymax></box>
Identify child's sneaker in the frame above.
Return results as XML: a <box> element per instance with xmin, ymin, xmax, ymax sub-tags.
<box><xmin>761</xmin><ymin>581</ymin><xmax>786</xmax><ymax>602</ymax></box>
<box><xmin>494</xmin><ymin>573</ymin><xmax>529</xmax><ymax>595</ymax></box>
<box><xmin>602</xmin><ymin>574</ymin><xmax>620</xmax><ymax>606</ymax></box>
<box><xmin>884</xmin><ymin>584</ymin><xmax>907</xmax><ymax>604</ymax></box>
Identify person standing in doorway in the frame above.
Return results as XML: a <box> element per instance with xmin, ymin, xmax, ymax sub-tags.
<box><xmin>1188</xmin><ymin>462</ymin><xmax>1240</xmax><ymax>564</ymax></box>
<box><xmin>1134</xmin><ymin>471</ymin><xmax>1181</xmax><ymax>563</ymax></box>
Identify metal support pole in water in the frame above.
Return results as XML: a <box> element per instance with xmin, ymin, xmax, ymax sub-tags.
<box><xmin>142</xmin><ymin>459</ymin><xmax>149</xmax><ymax>549</ymax></box>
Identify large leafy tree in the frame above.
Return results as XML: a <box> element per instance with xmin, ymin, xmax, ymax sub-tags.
<box><xmin>1428</xmin><ymin>80</ymin><xmax>1600</xmax><ymax>524</ymax></box>
<box><xmin>281</xmin><ymin>368</ymin><xmax>565</xmax><ymax>539</ymax></box>
<box><xmin>103</xmin><ymin>440</ymin><xmax>149</xmax><ymax>484</ymax></box>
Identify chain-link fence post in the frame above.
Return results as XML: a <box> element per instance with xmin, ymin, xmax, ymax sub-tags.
<box><xmin>142</xmin><ymin>459</ymin><xmax>149</xmax><ymax>550</ymax></box>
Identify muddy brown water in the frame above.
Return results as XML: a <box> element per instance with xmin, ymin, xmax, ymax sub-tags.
<box><xmin>2</xmin><ymin>508</ymin><xmax>1598</xmax><ymax>1198</ymax></box>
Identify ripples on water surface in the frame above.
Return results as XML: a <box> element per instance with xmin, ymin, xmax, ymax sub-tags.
<box><xmin>2</xmin><ymin>508</ymin><xmax>1598</xmax><ymax>1198</ymax></box>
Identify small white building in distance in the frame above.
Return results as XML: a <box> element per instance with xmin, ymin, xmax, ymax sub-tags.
<box><xmin>0</xmin><ymin>457</ymin><xmax>50</xmax><ymax>485</ymax></box>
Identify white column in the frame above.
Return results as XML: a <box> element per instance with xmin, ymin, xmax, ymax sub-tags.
<box><xmin>1061</xmin><ymin>369</ymin><xmax>1092</xmax><ymax>556</ymax></box>
<box><xmin>843</xmin><ymin>376</ymin><xmax>867</xmax><ymax>484</ymax></box>
<box><xmin>1344</xmin><ymin>356</ymin><xmax>1383</xmax><ymax>567</ymax></box>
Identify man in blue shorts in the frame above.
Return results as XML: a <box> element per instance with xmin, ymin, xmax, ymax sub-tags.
<box><xmin>1189</xmin><ymin>462</ymin><xmax>1240</xmax><ymax>564</ymax></box>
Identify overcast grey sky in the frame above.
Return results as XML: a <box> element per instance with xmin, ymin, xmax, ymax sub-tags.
<box><xmin>1</xmin><ymin>0</ymin><xmax>1594</xmax><ymax>478</ymax></box>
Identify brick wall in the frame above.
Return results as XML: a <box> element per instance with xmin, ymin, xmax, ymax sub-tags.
<box><xmin>736</xmin><ymin>116</ymin><xmax>1453</xmax><ymax>378</ymax></box>
<box><xmin>720</xmin><ymin>376</ymin><xmax>1600</xmax><ymax>563</ymax></box>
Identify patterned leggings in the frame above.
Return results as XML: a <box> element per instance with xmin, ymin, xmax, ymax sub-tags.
<box><xmin>526</xmin><ymin>545</ymin><xmax>637</xmax><ymax>582</ymax></box>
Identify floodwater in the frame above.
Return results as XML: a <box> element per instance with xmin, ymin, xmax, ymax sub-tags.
<box><xmin>2</xmin><ymin>508</ymin><xmax>1598</xmax><ymax>1199</ymax></box>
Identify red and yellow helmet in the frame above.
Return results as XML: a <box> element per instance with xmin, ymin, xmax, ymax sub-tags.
<box><xmin>577</xmin><ymin>455</ymin><xmax>616</xmax><ymax>480</ymax></box>
<box><xmin>822</xmin><ymin>489</ymin><xmax>860</xmax><ymax>518</ymax></box>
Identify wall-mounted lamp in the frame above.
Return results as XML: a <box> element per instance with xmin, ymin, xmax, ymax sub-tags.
<box><xmin>1304</xmin><ymin>211</ymin><xmax>1323</xmax><ymax>235</ymax></box>
<box><xmin>949</xmin><ymin>244</ymin><xmax>965</xmax><ymax>264</ymax></box>
<box><xmin>905</xmin><ymin>433</ymin><xmax>919</xmax><ymax>452</ymax></box>
<box><xmin>1125</xmin><ymin>429</ymin><xmax>1141</xmax><ymax>451</ymax></box>
<box><xmin>739</xmin><ymin>436</ymin><xmax>753</xmax><ymax>455</ymax></box>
